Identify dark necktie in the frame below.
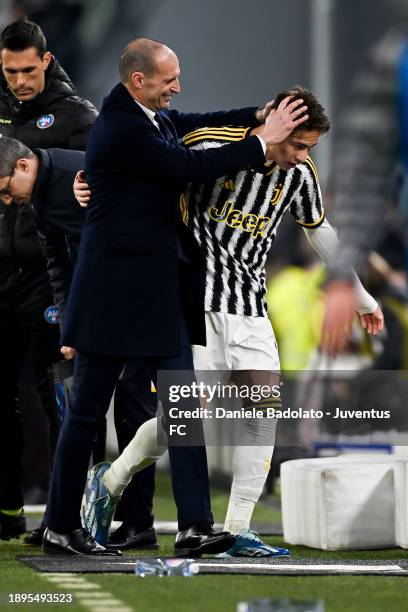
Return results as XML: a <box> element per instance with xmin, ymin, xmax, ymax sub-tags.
<box><xmin>154</xmin><ymin>114</ymin><xmax>189</xmax><ymax>262</ymax></box>
<box><xmin>154</xmin><ymin>113</ymin><xmax>176</xmax><ymax>143</ymax></box>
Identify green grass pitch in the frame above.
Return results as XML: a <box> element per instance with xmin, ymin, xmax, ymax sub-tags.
<box><xmin>1</xmin><ymin>472</ymin><xmax>407</xmax><ymax>612</ymax></box>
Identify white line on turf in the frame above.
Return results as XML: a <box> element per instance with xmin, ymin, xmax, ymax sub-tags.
<box><xmin>199</xmin><ymin>562</ymin><xmax>407</xmax><ymax>574</ymax></box>
<box><xmin>39</xmin><ymin>572</ymin><xmax>131</xmax><ymax>611</ymax></box>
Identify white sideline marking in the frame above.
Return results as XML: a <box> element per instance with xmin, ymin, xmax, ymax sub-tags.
<box><xmin>200</xmin><ymin>562</ymin><xmax>407</xmax><ymax>574</ymax></box>
<box><xmin>40</xmin><ymin>572</ymin><xmax>130</xmax><ymax>611</ymax></box>
<box><xmin>77</xmin><ymin>592</ymin><xmax>114</xmax><ymax>598</ymax></box>
<box><xmin>107</xmin><ymin>560</ymin><xmax>407</xmax><ymax>575</ymax></box>
<box><xmin>47</xmin><ymin>574</ymin><xmax>91</xmax><ymax>583</ymax></box>
<box><xmin>52</xmin><ymin>583</ymin><xmax>103</xmax><ymax>590</ymax></box>
<box><xmin>25</xmin><ymin>504</ymin><xmax>46</xmax><ymax>514</ymax></box>
<box><xmin>79</xmin><ymin>599</ymin><xmax>124</xmax><ymax>606</ymax></box>
<box><xmin>89</xmin><ymin>609</ymin><xmax>132</xmax><ymax>612</ymax></box>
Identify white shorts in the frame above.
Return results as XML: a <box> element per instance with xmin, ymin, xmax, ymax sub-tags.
<box><xmin>192</xmin><ymin>311</ymin><xmax>280</xmax><ymax>373</ymax></box>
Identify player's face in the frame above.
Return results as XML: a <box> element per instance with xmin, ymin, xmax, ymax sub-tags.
<box><xmin>1</xmin><ymin>47</ymin><xmax>51</xmax><ymax>101</ymax></box>
<box><xmin>139</xmin><ymin>50</ymin><xmax>181</xmax><ymax>111</ymax></box>
<box><xmin>273</xmin><ymin>129</ymin><xmax>321</xmax><ymax>171</ymax></box>
<box><xmin>0</xmin><ymin>158</ymin><xmax>36</xmax><ymax>206</ymax></box>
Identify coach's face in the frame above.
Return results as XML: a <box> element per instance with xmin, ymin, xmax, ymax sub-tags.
<box><xmin>133</xmin><ymin>49</ymin><xmax>181</xmax><ymax>111</ymax></box>
<box><xmin>272</xmin><ymin>129</ymin><xmax>321</xmax><ymax>171</ymax></box>
<box><xmin>0</xmin><ymin>157</ymin><xmax>37</xmax><ymax>206</ymax></box>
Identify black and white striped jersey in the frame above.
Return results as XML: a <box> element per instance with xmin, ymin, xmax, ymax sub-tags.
<box><xmin>182</xmin><ymin>126</ymin><xmax>325</xmax><ymax>317</ymax></box>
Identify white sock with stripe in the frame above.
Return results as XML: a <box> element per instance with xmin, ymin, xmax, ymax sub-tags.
<box><xmin>103</xmin><ymin>417</ymin><xmax>167</xmax><ymax>497</ymax></box>
<box><xmin>223</xmin><ymin>443</ymin><xmax>275</xmax><ymax>534</ymax></box>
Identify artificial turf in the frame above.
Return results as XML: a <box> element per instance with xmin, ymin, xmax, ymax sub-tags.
<box><xmin>0</xmin><ymin>472</ymin><xmax>407</xmax><ymax>612</ymax></box>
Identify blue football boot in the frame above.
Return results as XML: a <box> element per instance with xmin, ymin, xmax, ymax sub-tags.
<box><xmin>81</xmin><ymin>462</ymin><xmax>119</xmax><ymax>546</ymax></box>
<box><xmin>218</xmin><ymin>529</ymin><xmax>291</xmax><ymax>558</ymax></box>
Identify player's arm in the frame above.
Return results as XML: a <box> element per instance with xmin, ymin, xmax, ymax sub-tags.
<box><xmin>304</xmin><ymin>218</ymin><xmax>384</xmax><ymax>333</ymax></box>
<box><xmin>290</xmin><ymin>161</ymin><xmax>383</xmax><ymax>345</ymax></box>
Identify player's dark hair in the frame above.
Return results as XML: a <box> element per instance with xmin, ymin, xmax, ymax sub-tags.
<box><xmin>0</xmin><ymin>18</ymin><xmax>47</xmax><ymax>58</ymax></box>
<box><xmin>0</xmin><ymin>137</ymin><xmax>34</xmax><ymax>177</ymax></box>
<box><xmin>119</xmin><ymin>37</ymin><xmax>166</xmax><ymax>83</ymax></box>
<box><xmin>272</xmin><ymin>85</ymin><xmax>331</xmax><ymax>134</ymax></box>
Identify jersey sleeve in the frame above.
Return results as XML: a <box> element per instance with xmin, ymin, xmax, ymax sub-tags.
<box><xmin>289</xmin><ymin>157</ymin><xmax>325</xmax><ymax>228</ymax></box>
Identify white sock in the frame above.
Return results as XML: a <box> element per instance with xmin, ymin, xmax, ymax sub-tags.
<box><xmin>103</xmin><ymin>416</ymin><xmax>167</xmax><ymax>497</ymax></box>
<box><xmin>223</xmin><ymin>444</ymin><xmax>274</xmax><ymax>534</ymax></box>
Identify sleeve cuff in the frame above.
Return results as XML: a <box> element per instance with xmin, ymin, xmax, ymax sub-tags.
<box><xmin>256</xmin><ymin>135</ymin><xmax>266</xmax><ymax>156</ymax></box>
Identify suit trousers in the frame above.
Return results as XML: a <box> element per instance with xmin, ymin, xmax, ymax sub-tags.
<box><xmin>113</xmin><ymin>360</ymin><xmax>156</xmax><ymax>529</ymax></box>
<box><xmin>44</xmin><ymin>316</ymin><xmax>213</xmax><ymax>533</ymax></box>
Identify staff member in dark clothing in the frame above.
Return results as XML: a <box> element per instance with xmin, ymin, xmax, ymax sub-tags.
<box><xmin>0</xmin><ymin>18</ymin><xmax>98</xmax><ymax>541</ymax></box>
<box><xmin>0</xmin><ymin>135</ymin><xmax>158</xmax><ymax>551</ymax></box>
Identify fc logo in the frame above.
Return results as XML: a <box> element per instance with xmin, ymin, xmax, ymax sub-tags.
<box><xmin>37</xmin><ymin>114</ymin><xmax>55</xmax><ymax>129</ymax></box>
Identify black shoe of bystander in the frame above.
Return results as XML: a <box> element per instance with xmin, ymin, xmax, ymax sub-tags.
<box><xmin>42</xmin><ymin>527</ymin><xmax>122</xmax><ymax>556</ymax></box>
<box><xmin>174</xmin><ymin>523</ymin><xmax>235</xmax><ymax>557</ymax></box>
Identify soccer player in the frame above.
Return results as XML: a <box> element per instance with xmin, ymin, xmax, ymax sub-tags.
<box><xmin>79</xmin><ymin>85</ymin><xmax>383</xmax><ymax>557</ymax></box>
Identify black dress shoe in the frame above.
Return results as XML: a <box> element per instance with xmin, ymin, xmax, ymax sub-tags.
<box><xmin>0</xmin><ymin>510</ymin><xmax>26</xmax><ymax>540</ymax></box>
<box><xmin>106</xmin><ymin>524</ymin><xmax>158</xmax><ymax>550</ymax></box>
<box><xmin>42</xmin><ymin>527</ymin><xmax>122</xmax><ymax>556</ymax></box>
<box><xmin>24</xmin><ymin>526</ymin><xmax>45</xmax><ymax>545</ymax></box>
<box><xmin>174</xmin><ymin>523</ymin><xmax>236</xmax><ymax>557</ymax></box>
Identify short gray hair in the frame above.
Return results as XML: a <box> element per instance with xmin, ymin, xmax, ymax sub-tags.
<box><xmin>0</xmin><ymin>137</ymin><xmax>34</xmax><ymax>177</ymax></box>
<box><xmin>119</xmin><ymin>37</ymin><xmax>165</xmax><ymax>83</ymax></box>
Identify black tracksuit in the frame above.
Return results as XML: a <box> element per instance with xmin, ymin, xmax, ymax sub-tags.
<box><xmin>0</xmin><ymin>58</ymin><xmax>97</xmax><ymax>510</ymax></box>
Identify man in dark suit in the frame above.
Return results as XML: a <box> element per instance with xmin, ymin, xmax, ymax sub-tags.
<box><xmin>0</xmin><ymin>136</ymin><xmax>158</xmax><ymax>551</ymax></box>
<box><xmin>40</xmin><ymin>37</ymin><xmax>308</xmax><ymax>556</ymax></box>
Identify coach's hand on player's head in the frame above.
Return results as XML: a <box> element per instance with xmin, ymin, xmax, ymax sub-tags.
<box><xmin>255</xmin><ymin>99</ymin><xmax>275</xmax><ymax>123</ymax></box>
<box><xmin>261</xmin><ymin>96</ymin><xmax>308</xmax><ymax>145</ymax></box>
<box><xmin>73</xmin><ymin>170</ymin><xmax>91</xmax><ymax>207</ymax></box>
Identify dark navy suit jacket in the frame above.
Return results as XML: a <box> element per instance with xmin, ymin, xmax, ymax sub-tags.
<box><xmin>62</xmin><ymin>83</ymin><xmax>265</xmax><ymax>357</ymax></box>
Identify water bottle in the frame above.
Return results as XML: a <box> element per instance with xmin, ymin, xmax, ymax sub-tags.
<box><xmin>135</xmin><ymin>559</ymin><xmax>167</xmax><ymax>577</ymax></box>
<box><xmin>134</xmin><ymin>558</ymin><xmax>199</xmax><ymax>577</ymax></box>
<box><xmin>164</xmin><ymin>559</ymin><xmax>199</xmax><ymax>576</ymax></box>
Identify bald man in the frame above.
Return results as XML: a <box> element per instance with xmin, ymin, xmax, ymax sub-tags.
<box><xmin>42</xmin><ymin>37</ymin><xmax>309</xmax><ymax>557</ymax></box>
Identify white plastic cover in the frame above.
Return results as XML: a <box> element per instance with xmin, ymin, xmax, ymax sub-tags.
<box><xmin>281</xmin><ymin>455</ymin><xmax>405</xmax><ymax>550</ymax></box>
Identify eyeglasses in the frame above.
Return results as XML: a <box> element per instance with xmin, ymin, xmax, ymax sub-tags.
<box><xmin>0</xmin><ymin>165</ymin><xmax>16</xmax><ymax>197</ymax></box>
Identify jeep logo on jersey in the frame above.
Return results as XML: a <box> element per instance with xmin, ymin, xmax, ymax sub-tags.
<box><xmin>209</xmin><ymin>200</ymin><xmax>271</xmax><ymax>238</ymax></box>
<box><xmin>44</xmin><ymin>305</ymin><xmax>60</xmax><ymax>324</ymax></box>
<box><xmin>37</xmin><ymin>114</ymin><xmax>55</xmax><ymax>129</ymax></box>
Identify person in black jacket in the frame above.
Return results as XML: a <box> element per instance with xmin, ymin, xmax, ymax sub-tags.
<box><xmin>0</xmin><ymin>134</ymin><xmax>158</xmax><ymax>551</ymax></box>
<box><xmin>0</xmin><ymin>18</ymin><xmax>98</xmax><ymax>541</ymax></box>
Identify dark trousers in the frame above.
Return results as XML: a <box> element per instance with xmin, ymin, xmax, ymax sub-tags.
<box><xmin>0</xmin><ymin>278</ymin><xmax>60</xmax><ymax>510</ymax></box>
<box><xmin>44</xmin><ymin>318</ymin><xmax>213</xmax><ymax>533</ymax></box>
<box><xmin>113</xmin><ymin>361</ymin><xmax>156</xmax><ymax>529</ymax></box>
